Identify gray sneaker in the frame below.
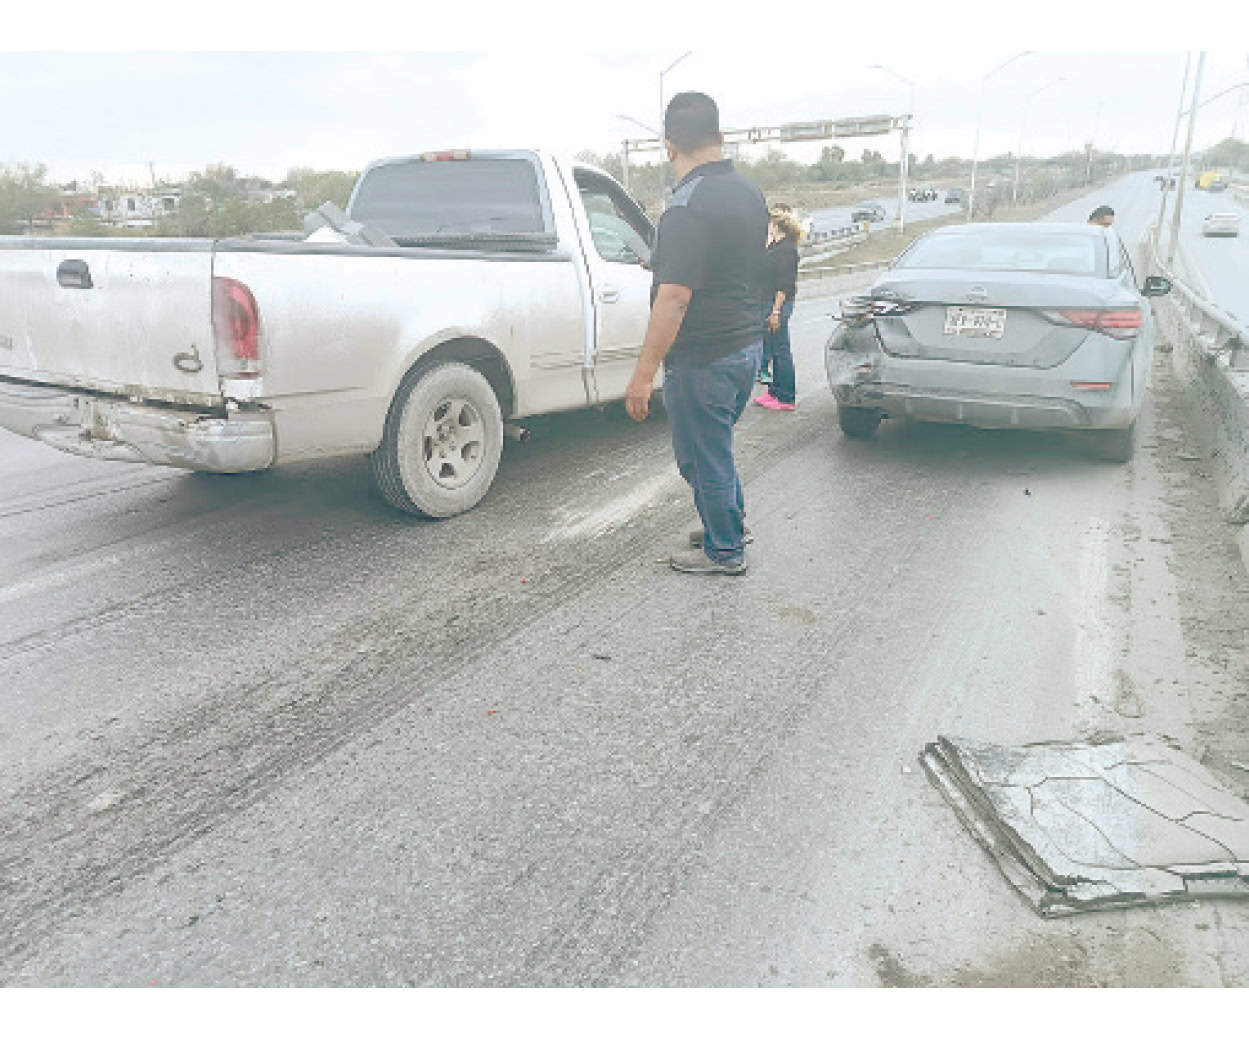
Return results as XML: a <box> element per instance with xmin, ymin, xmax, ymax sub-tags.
<box><xmin>688</xmin><ymin>526</ymin><xmax>753</xmax><ymax>548</ymax></box>
<box><xmin>669</xmin><ymin>548</ymin><xmax>748</xmax><ymax>575</ymax></box>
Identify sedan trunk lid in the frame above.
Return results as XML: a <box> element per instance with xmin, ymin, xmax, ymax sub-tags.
<box><xmin>868</xmin><ymin>268</ymin><xmax>1130</xmax><ymax>369</ymax></box>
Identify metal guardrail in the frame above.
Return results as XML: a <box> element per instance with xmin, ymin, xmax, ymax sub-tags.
<box><xmin>1146</xmin><ymin>220</ymin><xmax>1249</xmax><ymax>529</ymax></box>
<box><xmin>802</xmin><ymin>223</ymin><xmax>869</xmax><ymax>247</ymax></box>
<box><xmin>1146</xmin><ymin>224</ymin><xmax>1248</xmax><ymax>369</ymax></box>
<box><xmin>798</xmin><ymin>257</ymin><xmax>893</xmax><ymax>281</ymax></box>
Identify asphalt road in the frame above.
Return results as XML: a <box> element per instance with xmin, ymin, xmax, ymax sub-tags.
<box><xmin>3</xmin><ymin>175</ymin><xmax>1249</xmax><ymax>986</ymax></box>
<box><xmin>1164</xmin><ymin>183</ymin><xmax>1249</xmax><ymax>322</ymax></box>
<box><xmin>808</xmin><ymin>191</ymin><xmax>963</xmax><ymax>236</ymax></box>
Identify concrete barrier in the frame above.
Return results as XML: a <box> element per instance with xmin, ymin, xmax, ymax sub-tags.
<box><xmin>1145</xmin><ymin>227</ymin><xmax>1249</xmax><ymax>566</ymax></box>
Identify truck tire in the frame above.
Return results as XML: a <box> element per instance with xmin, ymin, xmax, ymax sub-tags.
<box><xmin>371</xmin><ymin>361</ymin><xmax>504</xmax><ymax>517</ymax></box>
<box><xmin>837</xmin><ymin>405</ymin><xmax>882</xmax><ymax>439</ymax></box>
<box><xmin>1084</xmin><ymin>423</ymin><xmax>1134</xmax><ymax>463</ymax></box>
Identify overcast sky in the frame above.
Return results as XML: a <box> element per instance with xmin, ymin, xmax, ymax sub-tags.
<box><xmin>4</xmin><ymin>4</ymin><xmax>1247</xmax><ymax>186</ymax></box>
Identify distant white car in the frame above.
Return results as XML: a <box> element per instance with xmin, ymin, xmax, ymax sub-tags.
<box><xmin>1202</xmin><ymin>212</ymin><xmax>1241</xmax><ymax>237</ymax></box>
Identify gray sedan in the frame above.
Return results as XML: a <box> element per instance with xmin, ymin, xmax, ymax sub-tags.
<box><xmin>824</xmin><ymin>222</ymin><xmax>1172</xmax><ymax>460</ymax></box>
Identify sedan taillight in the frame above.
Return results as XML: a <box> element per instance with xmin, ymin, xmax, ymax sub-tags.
<box><xmin>1040</xmin><ymin>307</ymin><xmax>1142</xmax><ymax>340</ymax></box>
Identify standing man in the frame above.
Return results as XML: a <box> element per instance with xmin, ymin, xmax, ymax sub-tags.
<box><xmin>624</xmin><ymin>91</ymin><xmax>768</xmax><ymax>576</ymax></box>
<box><xmin>1088</xmin><ymin>205</ymin><xmax>1115</xmax><ymax>227</ymax></box>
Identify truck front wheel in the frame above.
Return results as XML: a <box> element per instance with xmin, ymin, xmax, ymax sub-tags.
<box><xmin>372</xmin><ymin>362</ymin><xmax>504</xmax><ymax>517</ymax></box>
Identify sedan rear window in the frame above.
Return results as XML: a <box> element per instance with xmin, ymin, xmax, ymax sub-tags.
<box><xmin>898</xmin><ymin>231</ymin><xmax>1102</xmax><ymax>276</ymax></box>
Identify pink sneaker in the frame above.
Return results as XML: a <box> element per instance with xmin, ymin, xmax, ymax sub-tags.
<box><xmin>754</xmin><ymin>393</ymin><xmax>795</xmax><ymax>412</ymax></box>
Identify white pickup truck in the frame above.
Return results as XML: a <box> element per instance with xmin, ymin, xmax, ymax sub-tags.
<box><xmin>0</xmin><ymin>150</ymin><xmax>657</xmax><ymax>516</ymax></box>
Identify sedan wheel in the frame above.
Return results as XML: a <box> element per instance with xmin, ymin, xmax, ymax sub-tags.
<box><xmin>838</xmin><ymin>405</ymin><xmax>882</xmax><ymax>439</ymax></box>
<box><xmin>1084</xmin><ymin>423</ymin><xmax>1135</xmax><ymax>463</ymax></box>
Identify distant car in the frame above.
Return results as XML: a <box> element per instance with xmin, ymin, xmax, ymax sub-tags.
<box><xmin>851</xmin><ymin>202</ymin><xmax>887</xmax><ymax>223</ymax></box>
<box><xmin>944</xmin><ymin>188</ymin><xmax>965</xmax><ymax>204</ymax></box>
<box><xmin>908</xmin><ymin>186</ymin><xmax>938</xmax><ymax>202</ymax></box>
<box><xmin>1153</xmin><ymin>173</ymin><xmax>1177</xmax><ymax>188</ymax></box>
<box><xmin>1207</xmin><ymin>179</ymin><xmax>1229</xmax><ymax>193</ymax></box>
<box><xmin>824</xmin><ymin>222</ymin><xmax>1173</xmax><ymax>461</ymax></box>
<box><xmin>1202</xmin><ymin>212</ymin><xmax>1241</xmax><ymax>237</ymax></box>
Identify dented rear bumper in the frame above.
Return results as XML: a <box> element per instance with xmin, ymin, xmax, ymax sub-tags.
<box><xmin>824</xmin><ymin>321</ymin><xmax>1139</xmax><ymax>431</ymax></box>
<box><xmin>0</xmin><ymin>380</ymin><xmax>274</xmax><ymax>472</ymax></box>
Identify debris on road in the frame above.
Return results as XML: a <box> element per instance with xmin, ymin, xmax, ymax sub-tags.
<box><xmin>921</xmin><ymin>734</ymin><xmax>1249</xmax><ymax>916</ymax></box>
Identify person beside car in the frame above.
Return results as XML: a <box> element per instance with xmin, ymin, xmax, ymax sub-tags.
<box><xmin>754</xmin><ymin>207</ymin><xmax>803</xmax><ymax>412</ymax></box>
<box><xmin>624</xmin><ymin>91</ymin><xmax>768</xmax><ymax>576</ymax></box>
<box><xmin>1088</xmin><ymin>205</ymin><xmax>1114</xmax><ymax>227</ymax></box>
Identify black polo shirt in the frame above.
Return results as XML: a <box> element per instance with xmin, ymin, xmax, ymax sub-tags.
<box><xmin>651</xmin><ymin>159</ymin><xmax>768</xmax><ymax>365</ymax></box>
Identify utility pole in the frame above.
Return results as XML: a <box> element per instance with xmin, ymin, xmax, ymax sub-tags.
<box><xmin>898</xmin><ymin>116</ymin><xmax>910</xmax><ymax>234</ymax></box>
<box><xmin>1157</xmin><ymin>52</ymin><xmax>1192</xmax><ymax>248</ymax></box>
<box><xmin>1168</xmin><ymin>51</ymin><xmax>1206</xmax><ymax>266</ymax></box>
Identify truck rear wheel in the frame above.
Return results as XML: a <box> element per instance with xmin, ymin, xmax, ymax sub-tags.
<box><xmin>372</xmin><ymin>362</ymin><xmax>503</xmax><ymax>517</ymax></box>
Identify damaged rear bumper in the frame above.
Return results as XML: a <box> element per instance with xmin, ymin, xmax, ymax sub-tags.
<box><xmin>0</xmin><ymin>380</ymin><xmax>274</xmax><ymax>472</ymax></box>
<box><xmin>824</xmin><ymin>327</ymin><xmax>1137</xmax><ymax>431</ymax></box>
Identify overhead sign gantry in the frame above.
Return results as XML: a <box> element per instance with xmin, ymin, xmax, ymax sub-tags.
<box><xmin>621</xmin><ymin>113</ymin><xmax>914</xmax><ymax>230</ymax></box>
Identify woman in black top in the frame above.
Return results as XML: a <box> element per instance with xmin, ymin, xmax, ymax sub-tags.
<box><xmin>754</xmin><ymin>207</ymin><xmax>802</xmax><ymax>410</ymax></box>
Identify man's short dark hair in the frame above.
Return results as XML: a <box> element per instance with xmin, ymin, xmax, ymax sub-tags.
<box><xmin>1089</xmin><ymin>205</ymin><xmax>1114</xmax><ymax>221</ymax></box>
<box><xmin>664</xmin><ymin>92</ymin><xmax>722</xmax><ymax>153</ymax></box>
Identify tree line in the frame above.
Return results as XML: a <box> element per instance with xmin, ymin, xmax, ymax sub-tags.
<box><xmin>576</xmin><ymin>143</ymin><xmax>1168</xmax><ymax>217</ymax></box>
<box><xmin>0</xmin><ymin>162</ymin><xmax>357</xmax><ymax>236</ymax></box>
<box><xmin>2</xmin><ymin>138</ymin><xmax>1240</xmax><ymax>238</ymax></box>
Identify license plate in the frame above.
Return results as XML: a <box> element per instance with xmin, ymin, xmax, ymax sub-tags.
<box><xmin>944</xmin><ymin>306</ymin><xmax>1006</xmax><ymax>339</ymax></box>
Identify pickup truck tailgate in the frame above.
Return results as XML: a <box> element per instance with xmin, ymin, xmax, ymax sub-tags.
<box><xmin>0</xmin><ymin>242</ymin><xmax>222</xmax><ymax>405</ymax></box>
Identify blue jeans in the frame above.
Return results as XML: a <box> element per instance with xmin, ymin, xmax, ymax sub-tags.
<box><xmin>663</xmin><ymin>340</ymin><xmax>763</xmax><ymax>563</ymax></box>
<box><xmin>762</xmin><ymin>300</ymin><xmax>795</xmax><ymax>404</ymax></box>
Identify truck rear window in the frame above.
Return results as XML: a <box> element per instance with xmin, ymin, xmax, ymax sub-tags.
<box><xmin>348</xmin><ymin>158</ymin><xmax>547</xmax><ymax>237</ymax></box>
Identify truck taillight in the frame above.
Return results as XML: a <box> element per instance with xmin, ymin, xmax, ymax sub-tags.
<box><xmin>212</xmin><ymin>276</ymin><xmax>261</xmax><ymax>377</ymax></box>
<box><xmin>420</xmin><ymin>150</ymin><xmax>471</xmax><ymax>162</ymax></box>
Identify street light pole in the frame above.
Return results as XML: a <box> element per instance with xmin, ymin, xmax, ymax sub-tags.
<box><xmin>1013</xmin><ymin>77</ymin><xmax>1064</xmax><ymax>206</ymax></box>
<box><xmin>968</xmin><ymin>50</ymin><xmax>1033</xmax><ymax>222</ymax></box>
<box><xmin>1168</xmin><ymin>51</ymin><xmax>1206</xmax><ymax>266</ymax></box>
<box><xmin>869</xmin><ymin>64</ymin><xmax>915</xmax><ymax>234</ymax></box>
<box><xmin>1157</xmin><ymin>53</ymin><xmax>1192</xmax><ymax>247</ymax></box>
